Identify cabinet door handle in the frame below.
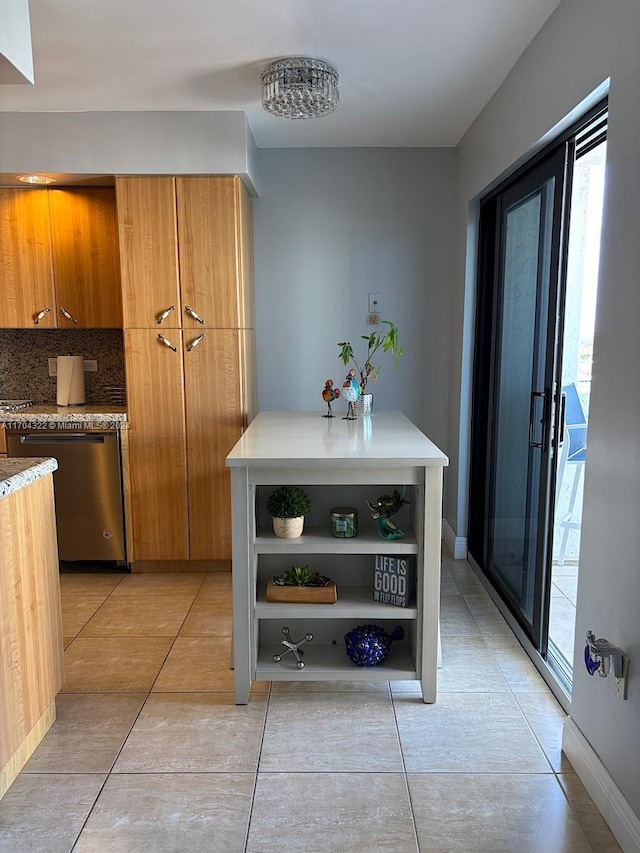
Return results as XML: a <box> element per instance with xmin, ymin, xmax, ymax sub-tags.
<box><xmin>157</xmin><ymin>333</ymin><xmax>177</xmax><ymax>352</ymax></box>
<box><xmin>184</xmin><ymin>305</ymin><xmax>205</xmax><ymax>325</ymax></box>
<box><xmin>156</xmin><ymin>305</ymin><xmax>175</xmax><ymax>325</ymax></box>
<box><xmin>186</xmin><ymin>333</ymin><xmax>206</xmax><ymax>352</ymax></box>
<box><xmin>33</xmin><ymin>307</ymin><xmax>52</xmax><ymax>325</ymax></box>
<box><xmin>59</xmin><ymin>306</ymin><xmax>79</xmax><ymax>324</ymax></box>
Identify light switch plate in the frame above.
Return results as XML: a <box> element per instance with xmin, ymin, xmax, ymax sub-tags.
<box><xmin>48</xmin><ymin>358</ymin><xmax>57</xmax><ymax>377</ymax></box>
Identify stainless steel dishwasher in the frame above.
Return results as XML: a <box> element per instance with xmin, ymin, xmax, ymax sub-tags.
<box><xmin>7</xmin><ymin>429</ymin><xmax>127</xmax><ymax>563</ymax></box>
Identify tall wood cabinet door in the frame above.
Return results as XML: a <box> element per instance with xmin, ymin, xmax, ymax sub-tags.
<box><xmin>0</xmin><ymin>474</ymin><xmax>63</xmax><ymax>771</ymax></box>
<box><xmin>8</xmin><ymin>477</ymin><xmax>63</xmax><ymax>733</ymax></box>
<box><xmin>0</xmin><ymin>189</ymin><xmax>55</xmax><ymax>328</ymax></box>
<box><xmin>237</xmin><ymin>179</ymin><xmax>255</xmax><ymax>329</ymax></box>
<box><xmin>0</xmin><ymin>493</ymin><xmax>24</xmax><ymax>767</ymax></box>
<box><xmin>184</xmin><ymin>329</ymin><xmax>246</xmax><ymax>560</ymax></box>
<box><xmin>239</xmin><ymin>328</ymin><xmax>258</xmax><ymax>424</ymax></box>
<box><xmin>177</xmin><ymin>176</ymin><xmax>251</xmax><ymax>329</ymax></box>
<box><xmin>124</xmin><ymin>329</ymin><xmax>189</xmax><ymax>560</ymax></box>
<box><xmin>49</xmin><ymin>188</ymin><xmax>123</xmax><ymax>328</ymax></box>
<box><xmin>116</xmin><ymin>177</ymin><xmax>180</xmax><ymax>328</ymax></box>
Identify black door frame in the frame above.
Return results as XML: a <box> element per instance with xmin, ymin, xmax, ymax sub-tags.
<box><xmin>468</xmin><ymin>100</ymin><xmax>607</xmax><ymax>654</ymax></box>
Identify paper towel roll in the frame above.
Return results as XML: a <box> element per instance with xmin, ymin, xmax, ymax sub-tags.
<box><xmin>57</xmin><ymin>356</ymin><xmax>85</xmax><ymax>406</ymax></box>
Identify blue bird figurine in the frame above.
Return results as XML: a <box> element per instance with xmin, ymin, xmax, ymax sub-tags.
<box><xmin>341</xmin><ymin>369</ymin><xmax>361</xmax><ymax>420</ymax></box>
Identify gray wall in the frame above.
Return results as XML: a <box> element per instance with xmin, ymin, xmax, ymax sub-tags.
<box><xmin>252</xmin><ymin>148</ymin><xmax>455</xmax><ymax>454</ymax></box>
<box><xmin>451</xmin><ymin>0</ymin><xmax>640</xmax><ymax>820</ymax></box>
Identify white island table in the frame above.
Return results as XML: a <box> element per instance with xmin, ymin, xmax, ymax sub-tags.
<box><xmin>226</xmin><ymin>411</ymin><xmax>448</xmax><ymax>704</ymax></box>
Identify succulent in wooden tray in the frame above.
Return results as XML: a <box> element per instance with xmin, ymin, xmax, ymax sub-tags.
<box><xmin>273</xmin><ymin>565</ymin><xmax>333</xmax><ymax>588</ymax></box>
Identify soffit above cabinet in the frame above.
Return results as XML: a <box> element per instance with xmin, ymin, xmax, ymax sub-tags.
<box><xmin>0</xmin><ymin>174</ymin><xmax>114</xmax><ymax>188</ymax></box>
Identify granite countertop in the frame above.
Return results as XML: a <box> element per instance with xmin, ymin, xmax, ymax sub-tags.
<box><xmin>0</xmin><ymin>458</ymin><xmax>59</xmax><ymax>499</ymax></box>
<box><xmin>0</xmin><ymin>404</ymin><xmax>128</xmax><ymax>427</ymax></box>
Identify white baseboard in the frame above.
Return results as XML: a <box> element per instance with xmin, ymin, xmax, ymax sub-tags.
<box><xmin>442</xmin><ymin>518</ymin><xmax>468</xmax><ymax>560</ymax></box>
<box><xmin>563</xmin><ymin>717</ymin><xmax>640</xmax><ymax>853</ymax></box>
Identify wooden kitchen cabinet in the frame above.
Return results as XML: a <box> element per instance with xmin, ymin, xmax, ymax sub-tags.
<box><xmin>123</xmin><ymin>328</ymin><xmax>189</xmax><ymax>560</ymax></box>
<box><xmin>0</xmin><ymin>473</ymin><xmax>64</xmax><ymax>798</ymax></box>
<box><xmin>119</xmin><ymin>176</ymin><xmax>256</xmax><ymax>565</ymax></box>
<box><xmin>0</xmin><ymin>186</ymin><xmax>122</xmax><ymax>329</ymax></box>
<box><xmin>185</xmin><ymin>327</ymin><xmax>251</xmax><ymax>559</ymax></box>
<box><xmin>115</xmin><ymin>176</ymin><xmax>181</xmax><ymax>328</ymax></box>
<box><xmin>0</xmin><ymin>188</ymin><xmax>56</xmax><ymax>328</ymax></box>
<box><xmin>48</xmin><ymin>188</ymin><xmax>122</xmax><ymax>327</ymax></box>
<box><xmin>124</xmin><ymin>327</ymin><xmax>254</xmax><ymax>561</ymax></box>
<box><xmin>116</xmin><ymin>175</ymin><xmax>254</xmax><ymax>330</ymax></box>
<box><xmin>176</xmin><ymin>176</ymin><xmax>255</xmax><ymax>329</ymax></box>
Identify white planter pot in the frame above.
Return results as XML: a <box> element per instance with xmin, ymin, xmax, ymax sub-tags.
<box><xmin>272</xmin><ymin>516</ymin><xmax>305</xmax><ymax>538</ymax></box>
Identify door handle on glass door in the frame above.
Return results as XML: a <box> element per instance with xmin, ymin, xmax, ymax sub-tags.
<box><xmin>528</xmin><ymin>390</ymin><xmax>549</xmax><ymax>450</ymax></box>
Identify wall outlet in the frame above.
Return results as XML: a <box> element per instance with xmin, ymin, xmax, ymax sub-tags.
<box><xmin>48</xmin><ymin>358</ymin><xmax>57</xmax><ymax>377</ymax></box>
<box><xmin>368</xmin><ymin>292</ymin><xmax>382</xmax><ymax>324</ymax></box>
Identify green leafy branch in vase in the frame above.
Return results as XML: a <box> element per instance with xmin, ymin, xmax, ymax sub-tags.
<box><xmin>337</xmin><ymin>320</ymin><xmax>404</xmax><ymax>392</ymax></box>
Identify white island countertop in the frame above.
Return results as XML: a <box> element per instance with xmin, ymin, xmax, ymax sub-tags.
<box><xmin>226</xmin><ymin>411</ymin><xmax>448</xmax><ymax>469</ymax></box>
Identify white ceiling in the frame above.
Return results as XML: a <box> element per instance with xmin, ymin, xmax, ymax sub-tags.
<box><xmin>0</xmin><ymin>0</ymin><xmax>563</xmax><ymax>148</ymax></box>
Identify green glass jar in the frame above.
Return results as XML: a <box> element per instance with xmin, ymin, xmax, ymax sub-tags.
<box><xmin>330</xmin><ymin>506</ymin><xmax>358</xmax><ymax>538</ymax></box>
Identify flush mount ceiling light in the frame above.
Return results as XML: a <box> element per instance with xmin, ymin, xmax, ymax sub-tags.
<box><xmin>261</xmin><ymin>57</ymin><xmax>339</xmax><ymax>120</ymax></box>
<box><xmin>16</xmin><ymin>174</ymin><xmax>56</xmax><ymax>185</ymax></box>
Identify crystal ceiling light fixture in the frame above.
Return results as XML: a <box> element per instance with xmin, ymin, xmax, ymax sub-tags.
<box><xmin>261</xmin><ymin>57</ymin><xmax>339</xmax><ymax>120</ymax></box>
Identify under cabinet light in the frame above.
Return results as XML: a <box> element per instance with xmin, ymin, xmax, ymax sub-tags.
<box><xmin>16</xmin><ymin>174</ymin><xmax>56</xmax><ymax>185</ymax></box>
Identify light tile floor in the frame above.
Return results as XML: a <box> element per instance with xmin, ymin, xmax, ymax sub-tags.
<box><xmin>550</xmin><ymin>560</ymin><xmax>579</xmax><ymax>664</ymax></box>
<box><xmin>0</xmin><ymin>556</ymin><xmax>622</xmax><ymax>852</ymax></box>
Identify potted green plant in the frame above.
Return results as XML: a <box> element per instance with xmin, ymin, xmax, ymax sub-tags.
<box><xmin>337</xmin><ymin>320</ymin><xmax>404</xmax><ymax>415</ymax></box>
<box><xmin>266</xmin><ymin>564</ymin><xmax>337</xmax><ymax>604</ymax></box>
<box><xmin>266</xmin><ymin>485</ymin><xmax>311</xmax><ymax>538</ymax></box>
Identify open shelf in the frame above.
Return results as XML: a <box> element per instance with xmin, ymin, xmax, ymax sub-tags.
<box><xmin>227</xmin><ymin>412</ymin><xmax>447</xmax><ymax>704</ymax></box>
<box><xmin>255</xmin><ymin>526</ymin><xmax>419</xmax><ymax>555</ymax></box>
<box><xmin>256</xmin><ymin>584</ymin><xmax>418</xmax><ymax>619</ymax></box>
<box><xmin>255</xmin><ymin>642</ymin><xmax>417</xmax><ymax>681</ymax></box>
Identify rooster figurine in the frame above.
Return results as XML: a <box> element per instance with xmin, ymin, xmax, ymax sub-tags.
<box><xmin>342</xmin><ymin>369</ymin><xmax>361</xmax><ymax>420</ymax></box>
<box><xmin>321</xmin><ymin>379</ymin><xmax>340</xmax><ymax>418</ymax></box>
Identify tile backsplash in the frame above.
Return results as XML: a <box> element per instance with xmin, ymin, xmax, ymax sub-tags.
<box><xmin>0</xmin><ymin>329</ymin><xmax>125</xmax><ymax>404</ymax></box>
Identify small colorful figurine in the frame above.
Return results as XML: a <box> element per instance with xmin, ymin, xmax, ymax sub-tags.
<box><xmin>321</xmin><ymin>379</ymin><xmax>341</xmax><ymax>418</ymax></box>
<box><xmin>342</xmin><ymin>368</ymin><xmax>361</xmax><ymax>420</ymax></box>
<box><xmin>366</xmin><ymin>486</ymin><xmax>411</xmax><ymax>540</ymax></box>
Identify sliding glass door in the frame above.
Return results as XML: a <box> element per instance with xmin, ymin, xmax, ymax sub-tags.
<box><xmin>472</xmin><ymin>150</ymin><xmax>566</xmax><ymax>647</ymax></box>
<box><xmin>469</xmin><ymin>103</ymin><xmax>607</xmax><ymax>676</ymax></box>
